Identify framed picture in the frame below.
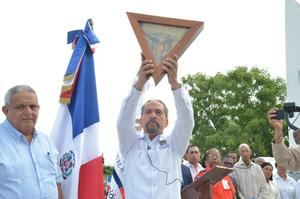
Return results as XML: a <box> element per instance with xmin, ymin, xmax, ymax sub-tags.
<box><xmin>127</xmin><ymin>12</ymin><xmax>204</xmax><ymax>85</ymax></box>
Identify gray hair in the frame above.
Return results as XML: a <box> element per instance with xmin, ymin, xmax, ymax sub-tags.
<box><xmin>4</xmin><ymin>85</ymin><xmax>36</xmax><ymax>106</ymax></box>
<box><xmin>141</xmin><ymin>99</ymin><xmax>168</xmax><ymax>117</ymax></box>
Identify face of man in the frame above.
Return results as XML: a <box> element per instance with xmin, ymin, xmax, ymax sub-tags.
<box><xmin>255</xmin><ymin>157</ymin><xmax>265</xmax><ymax>166</ymax></box>
<box><xmin>239</xmin><ymin>145</ymin><xmax>251</xmax><ymax>163</ymax></box>
<box><xmin>222</xmin><ymin>157</ymin><xmax>234</xmax><ymax>168</ymax></box>
<box><xmin>187</xmin><ymin>146</ymin><xmax>200</xmax><ymax>166</ymax></box>
<box><xmin>140</xmin><ymin>101</ymin><xmax>168</xmax><ymax>139</ymax></box>
<box><xmin>294</xmin><ymin>132</ymin><xmax>300</xmax><ymax>144</ymax></box>
<box><xmin>276</xmin><ymin>165</ymin><xmax>287</xmax><ymax>176</ymax></box>
<box><xmin>228</xmin><ymin>152</ymin><xmax>238</xmax><ymax>163</ymax></box>
<box><xmin>2</xmin><ymin>91</ymin><xmax>39</xmax><ymax>136</ymax></box>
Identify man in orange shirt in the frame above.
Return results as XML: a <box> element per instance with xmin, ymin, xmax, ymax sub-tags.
<box><xmin>194</xmin><ymin>148</ymin><xmax>235</xmax><ymax>199</ymax></box>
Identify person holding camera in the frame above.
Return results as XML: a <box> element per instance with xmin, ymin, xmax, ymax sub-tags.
<box><xmin>268</xmin><ymin>108</ymin><xmax>300</xmax><ymax>171</ymax></box>
<box><xmin>293</xmin><ymin>129</ymin><xmax>300</xmax><ymax>145</ymax></box>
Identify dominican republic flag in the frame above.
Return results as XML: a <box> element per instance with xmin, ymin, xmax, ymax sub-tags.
<box><xmin>51</xmin><ymin>19</ymin><xmax>104</xmax><ymax>199</ymax></box>
<box><xmin>106</xmin><ymin>153</ymin><xmax>125</xmax><ymax>199</ymax></box>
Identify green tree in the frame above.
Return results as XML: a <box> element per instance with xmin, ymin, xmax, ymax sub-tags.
<box><xmin>182</xmin><ymin>66</ymin><xmax>286</xmax><ymax>157</ymax></box>
<box><xmin>103</xmin><ymin>165</ymin><xmax>114</xmax><ymax>179</ymax></box>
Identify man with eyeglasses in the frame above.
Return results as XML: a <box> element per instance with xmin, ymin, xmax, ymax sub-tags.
<box><xmin>194</xmin><ymin>148</ymin><xmax>236</xmax><ymax>199</ymax></box>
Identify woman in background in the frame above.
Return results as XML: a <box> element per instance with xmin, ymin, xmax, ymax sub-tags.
<box><xmin>261</xmin><ymin>162</ymin><xmax>281</xmax><ymax>199</ymax></box>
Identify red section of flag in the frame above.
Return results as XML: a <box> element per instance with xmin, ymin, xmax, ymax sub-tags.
<box><xmin>120</xmin><ymin>187</ymin><xmax>125</xmax><ymax>199</ymax></box>
<box><xmin>78</xmin><ymin>156</ymin><xmax>104</xmax><ymax>199</ymax></box>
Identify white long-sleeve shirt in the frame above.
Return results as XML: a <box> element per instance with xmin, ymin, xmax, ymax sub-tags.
<box><xmin>261</xmin><ymin>181</ymin><xmax>281</xmax><ymax>199</ymax></box>
<box><xmin>117</xmin><ymin>86</ymin><xmax>194</xmax><ymax>199</ymax></box>
<box><xmin>273</xmin><ymin>174</ymin><xmax>296</xmax><ymax>199</ymax></box>
<box><xmin>295</xmin><ymin>179</ymin><xmax>300</xmax><ymax>199</ymax></box>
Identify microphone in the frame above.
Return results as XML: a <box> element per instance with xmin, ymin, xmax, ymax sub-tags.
<box><xmin>147</xmin><ymin>145</ymin><xmax>151</xmax><ymax>150</ymax></box>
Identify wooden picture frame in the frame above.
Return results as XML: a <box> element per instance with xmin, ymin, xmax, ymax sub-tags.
<box><xmin>127</xmin><ymin>12</ymin><xmax>204</xmax><ymax>85</ymax></box>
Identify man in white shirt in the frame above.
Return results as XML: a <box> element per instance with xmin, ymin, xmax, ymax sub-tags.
<box><xmin>117</xmin><ymin>55</ymin><xmax>194</xmax><ymax>199</ymax></box>
<box><xmin>273</xmin><ymin>163</ymin><xmax>296</xmax><ymax>199</ymax></box>
<box><xmin>295</xmin><ymin>179</ymin><xmax>300</xmax><ymax>199</ymax></box>
<box><xmin>184</xmin><ymin>144</ymin><xmax>204</xmax><ymax>180</ymax></box>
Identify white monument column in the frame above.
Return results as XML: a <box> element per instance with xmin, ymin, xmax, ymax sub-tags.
<box><xmin>286</xmin><ymin>0</ymin><xmax>300</xmax><ymax>145</ymax></box>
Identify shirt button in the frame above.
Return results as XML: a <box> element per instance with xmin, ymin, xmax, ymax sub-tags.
<box><xmin>153</xmin><ymin>168</ymin><xmax>155</xmax><ymax>171</ymax></box>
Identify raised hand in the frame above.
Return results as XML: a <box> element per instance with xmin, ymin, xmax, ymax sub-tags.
<box><xmin>134</xmin><ymin>54</ymin><xmax>154</xmax><ymax>91</ymax></box>
<box><xmin>161</xmin><ymin>54</ymin><xmax>181</xmax><ymax>90</ymax></box>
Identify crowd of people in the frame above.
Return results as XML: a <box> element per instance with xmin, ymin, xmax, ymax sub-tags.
<box><xmin>2</xmin><ymin>54</ymin><xmax>300</xmax><ymax>199</ymax></box>
<box><xmin>181</xmin><ymin>142</ymin><xmax>300</xmax><ymax>199</ymax></box>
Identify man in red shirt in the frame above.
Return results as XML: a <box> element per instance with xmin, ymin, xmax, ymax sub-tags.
<box><xmin>194</xmin><ymin>148</ymin><xmax>235</xmax><ymax>199</ymax></box>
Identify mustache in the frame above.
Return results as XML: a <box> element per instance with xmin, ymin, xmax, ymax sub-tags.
<box><xmin>146</xmin><ymin>118</ymin><xmax>159</xmax><ymax>134</ymax></box>
<box><xmin>146</xmin><ymin>118</ymin><xmax>159</xmax><ymax>126</ymax></box>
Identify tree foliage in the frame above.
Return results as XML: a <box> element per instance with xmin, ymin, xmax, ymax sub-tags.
<box><xmin>103</xmin><ymin>165</ymin><xmax>114</xmax><ymax>179</ymax></box>
<box><xmin>182</xmin><ymin>66</ymin><xmax>286</xmax><ymax>157</ymax></box>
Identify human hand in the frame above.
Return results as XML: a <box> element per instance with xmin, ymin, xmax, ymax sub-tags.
<box><xmin>134</xmin><ymin>53</ymin><xmax>154</xmax><ymax>91</ymax></box>
<box><xmin>161</xmin><ymin>54</ymin><xmax>181</xmax><ymax>90</ymax></box>
<box><xmin>267</xmin><ymin>108</ymin><xmax>284</xmax><ymax>143</ymax></box>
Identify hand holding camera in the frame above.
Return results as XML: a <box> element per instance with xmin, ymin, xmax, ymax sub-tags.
<box><xmin>271</xmin><ymin>109</ymin><xmax>285</xmax><ymax>120</ymax></box>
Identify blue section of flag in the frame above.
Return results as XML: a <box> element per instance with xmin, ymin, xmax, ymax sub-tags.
<box><xmin>66</xmin><ymin>19</ymin><xmax>100</xmax><ymax>139</ymax></box>
<box><xmin>107</xmin><ymin>175</ymin><xmax>112</xmax><ymax>183</ymax></box>
<box><xmin>65</xmin><ymin>34</ymin><xmax>87</xmax><ymax>76</ymax></box>
<box><xmin>112</xmin><ymin>169</ymin><xmax>123</xmax><ymax>189</ymax></box>
<box><xmin>67</xmin><ymin>29</ymin><xmax>81</xmax><ymax>44</ymax></box>
<box><xmin>65</xmin><ymin>19</ymin><xmax>99</xmax><ymax>77</ymax></box>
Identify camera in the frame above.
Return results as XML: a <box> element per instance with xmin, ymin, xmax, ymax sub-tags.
<box><xmin>271</xmin><ymin>109</ymin><xmax>285</xmax><ymax>120</ymax></box>
<box><xmin>271</xmin><ymin>102</ymin><xmax>298</xmax><ymax>120</ymax></box>
<box><xmin>273</xmin><ymin>102</ymin><xmax>300</xmax><ymax>130</ymax></box>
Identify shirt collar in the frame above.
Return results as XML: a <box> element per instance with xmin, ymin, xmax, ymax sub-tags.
<box><xmin>236</xmin><ymin>158</ymin><xmax>254</xmax><ymax>167</ymax></box>
<box><xmin>274</xmin><ymin>173</ymin><xmax>290</xmax><ymax>181</ymax></box>
<box><xmin>141</xmin><ymin>133</ymin><xmax>166</xmax><ymax>143</ymax></box>
<box><xmin>186</xmin><ymin>162</ymin><xmax>202</xmax><ymax>169</ymax></box>
<box><xmin>3</xmin><ymin>119</ymin><xmax>38</xmax><ymax>142</ymax></box>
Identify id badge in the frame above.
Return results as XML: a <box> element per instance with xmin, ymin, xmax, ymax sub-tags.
<box><xmin>222</xmin><ymin>179</ymin><xmax>230</xmax><ymax>190</ymax></box>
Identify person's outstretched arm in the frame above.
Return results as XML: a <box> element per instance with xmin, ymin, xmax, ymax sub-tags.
<box><xmin>268</xmin><ymin>108</ymin><xmax>300</xmax><ymax>171</ymax></box>
<box><xmin>162</xmin><ymin>54</ymin><xmax>194</xmax><ymax>156</ymax></box>
<box><xmin>117</xmin><ymin>56</ymin><xmax>154</xmax><ymax>156</ymax></box>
